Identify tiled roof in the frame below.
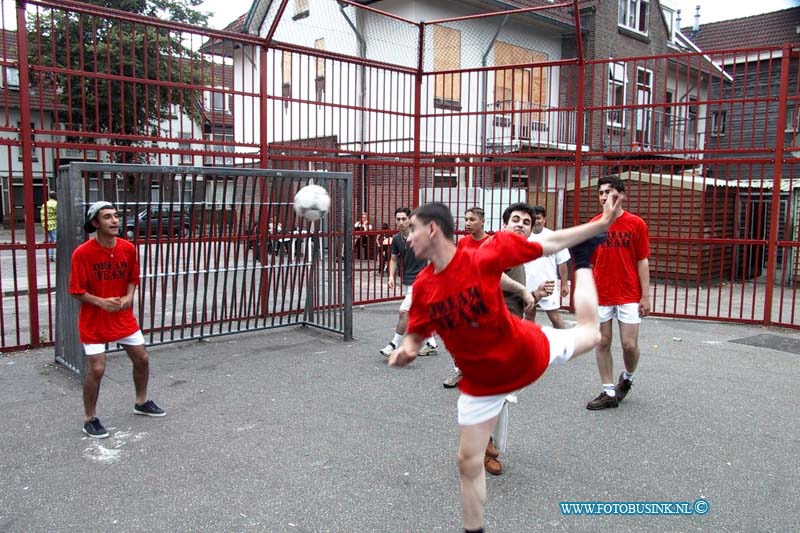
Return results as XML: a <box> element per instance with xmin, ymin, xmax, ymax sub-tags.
<box><xmin>221</xmin><ymin>12</ymin><xmax>248</xmax><ymax>33</ymax></box>
<box><xmin>683</xmin><ymin>7</ymin><xmax>800</xmax><ymax>51</ymax></box>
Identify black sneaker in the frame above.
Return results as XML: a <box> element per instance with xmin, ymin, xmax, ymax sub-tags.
<box><xmin>83</xmin><ymin>417</ymin><xmax>109</xmax><ymax>439</ymax></box>
<box><xmin>586</xmin><ymin>391</ymin><xmax>619</xmax><ymax>410</ymax></box>
<box><xmin>616</xmin><ymin>373</ymin><xmax>633</xmax><ymax>401</ymax></box>
<box><xmin>134</xmin><ymin>400</ymin><xmax>166</xmax><ymax>417</ymax></box>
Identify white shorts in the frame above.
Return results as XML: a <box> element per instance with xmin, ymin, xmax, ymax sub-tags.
<box><xmin>598</xmin><ymin>303</ymin><xmax>642</xmax><ymax>324</ymax></box>
<box><xmin>83</xmin><ymin>330</ymin><xmax>146</xmax><ymax>356</ymax></box>
<box><xmin>399</xmin><ymin>284</ymin><xmax>414</xmax><ymax>312</ymax></box>
<box><xmin>457</xmin><ymin>326</ymin><xmax>575</xmax><ymax>426</ymax></box>
<box><xmin>536</xmin><ymin>280</ymin><xmax>562</xmax><ymax>311</ymax></box>
<box><xmin>537</xmin><ymin>294</ymin><xmax>560</xmax><ymax>311</ymax></box>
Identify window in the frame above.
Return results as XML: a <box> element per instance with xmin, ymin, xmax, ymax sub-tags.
<box><xmin>492</xmin><ymin>166</ymin><xmax>529</xmax><ymax>189</ymax></box>
<box><xmin>282</xmin><ymin>51</ymin><xmax>292</xmax><ymax>110</ymax></box>
<box><xmin>204</xmin><ymin>132</ymin><xmax>234</xmax><ymax>166</ymax></box>
<box><xmin>432</xmin><ymin>157</ymin><xmax>458</xmax><ymax>187</ymax></box>
<box><xmin>5</xmin><ymin>67</ymin><xmax>19</xmax><ymax>88</ymax></box>
<box><xmin>785</xmin><ymin>106</ymin><xmax>799</xmax><ymax>133</ymax></box>
<box><xmin>662</xmin><ymin>5</ymin><xmax>676</xmax><ymax>42</ymax></box>
<box><xmin>687</xmin><ymin>97</ymin><xmax>698</xmax><ymax>138</ymax></box>
<box><xmin>179</xmin><ymin>132</ymin><xmax>193</xmax><ymax>164</ymax></box>
<box><xmin>635</xmin><ymin>67</ymin><xmax>653</xmax><ymax>144</ymax></box>
<box><xmin>294</xmin><ymin>0</ymin><xmax>309</xmax><ymax>19</ymax></box>
<box><xmin>710</xmin><ymin>110</ymin><xmax>727</xmax><ymax>137</ymax></box>
<box><xmin>619</xmin><ymin>0</ymin><xmax>650</xmax><ymax>34</ymax></box>
<box><xmin>205</xmin><ymin>88</ymin><xmax>227</xmax><ymax>112</ymax></box>
<box><xmin>17</xmin><ymin>122</ymin><xmax>38</xmax><ymax>162</ymax></box>
<box><xmin>433</xmin><ymin>26</ymin><xmax>461</xmax><ymax>110</ymax></box>
<box><xmin>314</xmin><ymin>38</ymin><xmax>325</xmax><ymax>102</ymax></box>
<box><xmin>607</xmin><ymin>62</ymin><xmax>627</xmax><ymax>127</ymax></box>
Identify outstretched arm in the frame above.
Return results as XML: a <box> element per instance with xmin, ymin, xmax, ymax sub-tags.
<box><xmin>538</xmin><ymin>192</ymin><xmax>622</xmax><ymax>256</ymax></box>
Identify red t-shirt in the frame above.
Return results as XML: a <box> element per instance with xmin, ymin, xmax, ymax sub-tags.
<box><xmin>68</xmin><ymin>238</ymin><xmax>141</xmax><ymax>344</ymax></box>
<box><xmin>590</xmin><ymin>210</ymin><xmax>650</xmax><ymax>306</ymax></box>
<box><xmin>407</xmin><ymin>231</ymin><xmax>550</xmax><ymax>396</ymax></box>
<box><xmin>456</xmin><ymin>234</ymin><xmax>490</xmax><ymax>252</ymax></box>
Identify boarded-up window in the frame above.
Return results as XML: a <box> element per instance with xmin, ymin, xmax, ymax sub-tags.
<box><xmin>494</xmin><ymin>42</ymin><xmax>547</xmax><ymax>108</ymax></box>
<box><xmin>433</xmin><ymin>25</ymin><xmax>461</xmax><ymax>110</ymax></box>
<box><xmin>494</xmin><ymin>42</ymin><xmax>548</xmax><ymax>134</ymax></box>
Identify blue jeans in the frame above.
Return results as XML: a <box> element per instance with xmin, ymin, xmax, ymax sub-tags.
<box><xmin>46</xmin><ymin>229</ymin><xmax>57</xmax><ymax>260</ymax></box>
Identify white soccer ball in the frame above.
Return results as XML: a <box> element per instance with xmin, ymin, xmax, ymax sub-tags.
<box><xmin>293</xmin><ymin>184</ymin><xmax>330</xmax><ymax>222</ymax></box>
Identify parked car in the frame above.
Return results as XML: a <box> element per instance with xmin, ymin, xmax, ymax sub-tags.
<box><xmin>120</xmin><ymin>206</ymin><xmax>193</xmax><ymax>240</ymax></box>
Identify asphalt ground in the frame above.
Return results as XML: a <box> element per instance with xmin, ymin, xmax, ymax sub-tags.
<box><xmin>1</xmin><ymin>303</ymin><xmax>798</xmax><ymax>532</ymax></box>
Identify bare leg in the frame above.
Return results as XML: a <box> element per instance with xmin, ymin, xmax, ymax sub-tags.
<box><xmin>546</xmin><ymin>309</ymin><xmax>567</xmax><ymax>329</ymax></box>
<box><xmin>123</xmin><ymin>344</ymin><xmax>150</xmax><ymax>405</ymax></box>
<box><xmin>396</xmin><ymin>311</ymin><xmax>409</xmax><ymax>336</ymax></box>
<box><xmin>83</xmin><ymin>353</ymin><xmax>106</xmax><ymax>421</ymax></box>
<box><xmin>618</xmin><ymin>321</ymin><xmax>640</xmax><ymax>374</ymax></box>
<box><xmin>596</xmin><ymin>320</ymin><xmax>614</xmax><ymax>384</ymax></box>
<box><xmin>569</xmin><ymin>268</ymin><xmax>602</xmax><ymax>356</ymax></box>
<box><xmin>458</xmin><ymin>417</ymin><xmax>497</xmax><ymax>531</ymax></box>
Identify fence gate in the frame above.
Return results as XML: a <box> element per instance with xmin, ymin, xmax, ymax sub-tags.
<box><xmin>55</xmin><ymin>163</ymin><xmax>352</xmax><ymax>377</ymax></box>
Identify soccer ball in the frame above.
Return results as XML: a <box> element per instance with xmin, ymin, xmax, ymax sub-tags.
<box><xmin>293</xmin><ymin>184</ymin><xmax>330</xmax><ymax>222</ymax></box>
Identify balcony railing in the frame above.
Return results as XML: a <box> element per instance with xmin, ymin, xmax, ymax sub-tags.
<box><xmin>606</xmin><ymin>109</ymin><xmax>700</xmax><ymax>157</ymax></box>
<box><xmin>486</xmin><ymin>100</ymin><xmax>587</xmax><ymax>150</ymax></box>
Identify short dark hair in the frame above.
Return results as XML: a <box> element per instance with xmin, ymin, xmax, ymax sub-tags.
<box><xmin>532</xmin><ymin>205</ymin><xmax>546</xmax><ymax>217</ymax></box>
<box><xmin>465</xmin><ymin>206</ymin><xmax>484</xmax><ymax>220</ymax></box>
<box><xmin>502</xmin><ymin>202</ymin><xmax>534</xmax><ymax>225</ymax></box>
<box><xmin>49</xmin><ymin>191</ymin><xmax>57</xmax><ymax>200</ymax></box>
<box><xmin>412</xmin><ymin>202</ymin><xmax>454</xmax><ymax>241</ymax></box>
<box><xmin>394</xmin><ymin>207</ymin><xmax>411</xmax><ymax>217</ymax></box>
<box><xmin>598</xmin><ymin>175</ymin><xmax>626</xmax><ymax>193</ymax></box>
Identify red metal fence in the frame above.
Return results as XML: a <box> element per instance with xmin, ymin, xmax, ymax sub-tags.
<box><xmin>1</xmin><ymin>0</ymin><xmax>798</xmax><ymax>352</ymax></box>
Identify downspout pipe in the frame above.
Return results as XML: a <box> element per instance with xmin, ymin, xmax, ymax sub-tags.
<box><xmin>339</xmin><ymin>4</ymin><xmax>368</xmax><ymax>211</ymax></box>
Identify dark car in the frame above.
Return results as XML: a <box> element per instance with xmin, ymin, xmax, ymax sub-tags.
<box><xmin>120</xmin><ymin>206</ymin><xmax>193</xmax><ymax>240</ymax></box>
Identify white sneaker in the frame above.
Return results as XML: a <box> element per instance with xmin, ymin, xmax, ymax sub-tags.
<box><xmin>418</xmin><ymin>343</ymin><xmax>438</xmax><ymax>356</ymax></box>
<box><xmin>443</xmin><ymin>369</ymin><xmax>462</xmax><ymax>388</ymax></box>
<box><xmin>380</xmin><ymin>342</ymin><xmax>397</xmax><ymax>358</ymax></box>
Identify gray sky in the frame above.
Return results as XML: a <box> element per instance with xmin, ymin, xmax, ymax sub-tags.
<box><xmin>199</xmin><ymin>0</ymin><xmax>800</xmax><ymax>30</ymax></box>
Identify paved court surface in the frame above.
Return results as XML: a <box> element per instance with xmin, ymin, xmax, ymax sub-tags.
<box><xmin>1</xmin><ymin>304</ymin><xmax>798</xmax><ymax>532</ymax></box>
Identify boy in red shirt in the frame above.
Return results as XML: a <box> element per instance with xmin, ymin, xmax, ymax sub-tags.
<box><xmin>69</xmin><ymin>201</ymin><xmax>166</xmax><ymax>439</ymax></box>
<box><xmin>388</xmin><ymin>194</ymin><xmax>622</xmax><ymax>533</ymax></box>
<box><xmin>586</xmin><ymin>176</ymin><xmax>651</xmax><ymax>410</ymax></box>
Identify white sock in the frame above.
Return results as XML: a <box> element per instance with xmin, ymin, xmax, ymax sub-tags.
<box><xmin>623</xmin><ymin>370</ymin><xmax>634</xmax><ymax>381</ymax></box>
<box><xmin>603</xmin><ymin>383</ymin><xmax>616</xmax><ymax>397</ymax></box>
<box><xmin>425</xmin><ymin>336</ymin><xmax>437</xmax><ymax>348</ymax></box>
<box><xmin>391</xmin><ymin>333</ymin><xmax>403</xmax><ymax>346</ymax></box>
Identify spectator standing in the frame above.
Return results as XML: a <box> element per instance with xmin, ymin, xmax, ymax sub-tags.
<box><xmin>525</xmin><ymin>205</ymin><xmax>571</xmax><ymax>328</ymax></box>
<box><xmin>380</xmin><ymin>207</ymin><xmax>438</xmax><ymax>357</ymax></box>
<box><xmin>40</xmin><ymin>191</ymin><xmax>58</xmax><ymax>261</ymax></box>
<box><xmin>586</xmin><ymin>176</ymin><xmax>651</xmax><ymax>410</ymax></box>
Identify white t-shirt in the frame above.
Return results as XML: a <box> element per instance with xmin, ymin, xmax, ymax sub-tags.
<box><xmin>525</xmin><ymin>227</ymin><xmax>570</xmax><ymax>307</ymax></box>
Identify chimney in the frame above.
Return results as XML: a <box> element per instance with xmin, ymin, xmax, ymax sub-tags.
<box><xmin>676</xmin><ymin>9</ymin><xmax>682</xmax><ymax>30</ymax></box>
<box><xmin>693</xmin><ymin>5</ymin><xmax>700</xmax><ymax>33</ymax></box>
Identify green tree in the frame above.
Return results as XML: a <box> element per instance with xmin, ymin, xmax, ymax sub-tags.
<box><xmin>27</xmin><ymin>0</ymin><xmax>211</xmax><ymax>163</ymax></box>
